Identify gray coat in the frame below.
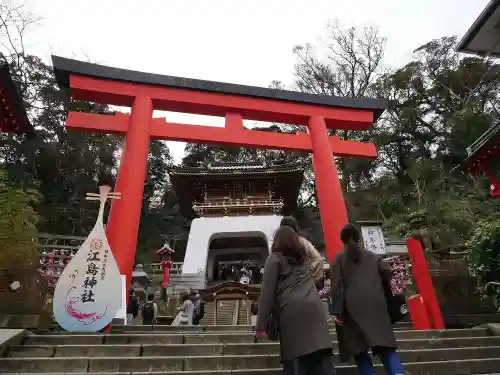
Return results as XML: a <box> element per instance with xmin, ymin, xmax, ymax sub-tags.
<box><xmin>256</xmin><ymin>252</ymin><xmax>332</xmax><ymax>361</ymax></box>
<box><xmin>330</xmin><ymin>246</ymin><xmax>396</xmax><ymax>361</ymax></box>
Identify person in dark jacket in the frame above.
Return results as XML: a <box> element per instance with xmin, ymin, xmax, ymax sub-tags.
<box><xmin>126</xmin><ymin>289</ymin><xmax>139</xmax><ymax>325</ymax></box>
<box><xmin>191</xmin><ymin>291</ymin><xmax>205</xmax><ymax>325</ymax></box>
<box><xmin>330</xmin><ymin>223</ymin><xmax>404</xmax><ymax>375</ymax></box>
<box><xmin>256</xmin><ymin>226</ymin><xmax>334</xmax><ymax>375</ymax></box>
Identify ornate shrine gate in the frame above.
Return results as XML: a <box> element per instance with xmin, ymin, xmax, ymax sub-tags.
<box><xmin>52</xmin><ymin>56</ymin><xmax>387</xmax><ymax>297</ymax></box>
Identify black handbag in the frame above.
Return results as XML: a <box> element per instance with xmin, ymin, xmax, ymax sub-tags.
<box><xmin>380</xmin><ymin>259</ymin><xmax>409</xmax><ymax>323</ymax></box>
<box><xmin>266</xmin><ymin>258</ymin><xmax>281</xmax><ymax>342</ymax></box>
<box><xmin>266</xmin><ymin>310</ymin><xmax>280</xmax><ymax>341</ymax></box>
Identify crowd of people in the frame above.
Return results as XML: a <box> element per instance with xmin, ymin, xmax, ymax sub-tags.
<box><xmin>218</xmin><ymin>263</ymin><xmax>262</xmax><ymax>284</ymax></box>
<box><xmin>125</xmin><ymin>215</ymin><xmax>404</xmax><ymax>375</ymax></box>
<box><xmin>127</xmin><ymin>289</ymin><xmax>205</xmax><ymax>327</ymax></box>
<box><xmin>171</xmin><ymin>290</ymin><xmax>205</xmax><ymax>325</ymax></box>
<box><xmin>255</xmin><ymin>216</ymin><xmax>405</xmax><ymax>375</ymax></box>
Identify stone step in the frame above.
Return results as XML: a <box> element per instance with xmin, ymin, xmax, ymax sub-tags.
<box><xmin>45</xmin><ymin>321</ymin><xmax>414</xmax><ymax>333</ymax></box>
<box><xmin>1</xmin><ymin>348</ymin><xmax>500</xmax><ymax>373</ymax></box>
<box><xmin>8</xmin><ymin>336</ymin><xmax>500</xmax><ymax>357</ymax></box>
<box><xmin>112</xmin><ymin>325</ymin><xmax>252</xmax><ymax>333</ymax></box>
<box><xmin>21</xmin><ymin>328</ymin><xmax>491</xmax><ymax>345</ymax></box>
<box><xmin>3</xmin><ymin>367</ymin><xmax>500</xmax><ymax>375</ymax></box>
<box><xmin>45</xmin><ymin>324</ymin><xmax>254</xmax><ymax>334</ymax></box>
<box><xmin>111</xmin><ymin>325</ymin><xmax>414</xmax><ymax>333</ymax></box>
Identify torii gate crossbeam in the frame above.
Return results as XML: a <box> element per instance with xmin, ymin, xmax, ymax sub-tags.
<box><xmin>52</xmin><ymin>56</ymin><xmax>387</xmax><ymax>293</ymax></box>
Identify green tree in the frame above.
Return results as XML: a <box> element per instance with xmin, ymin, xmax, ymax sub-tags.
<box><xmin>0</xmin><ymin>171</ymin><xmax>39</xmax><ymax>267</ymax></box>
<box><xmin>466</xmin><ymin>219</ymin><xmax>500</xmax><ymax>310</ymax></box>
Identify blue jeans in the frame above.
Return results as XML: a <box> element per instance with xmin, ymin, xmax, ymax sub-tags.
<box><xmin>353</xmin><ymin>350</ymin><xmax>404</xmax><ymax>375</ymax></box>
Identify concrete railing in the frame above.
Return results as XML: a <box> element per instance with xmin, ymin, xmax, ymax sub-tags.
<box><xmin>146</xmin><ymin>262</ymin><xmax>184</xmax><ymax>276</ymax></box>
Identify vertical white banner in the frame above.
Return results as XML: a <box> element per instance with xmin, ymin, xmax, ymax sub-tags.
<box><xmin>361</xmin><ymin>225</ymin><xmax>387</xmax><ymax>255</ymax></box>
<box><xmin>114</xmin><ymin>275</ymin><xmax>127</xmax><ymax>325</ymax></box>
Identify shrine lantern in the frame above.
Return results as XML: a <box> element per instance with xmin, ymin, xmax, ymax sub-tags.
<box><xmin>156</xmin><ymin>242</ymin><xmax>175</xmax><ymax>289</ymax></box>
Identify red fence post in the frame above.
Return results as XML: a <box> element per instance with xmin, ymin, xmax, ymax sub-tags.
<box><xmin>407</xmin><ymin>294</ymin><xmax>431</xmax><ymax>330</ymax></box>
<box><xmin>406</xmin><ymin>238</ymin><xmax>445</xmax><ymax>329</ymax></box>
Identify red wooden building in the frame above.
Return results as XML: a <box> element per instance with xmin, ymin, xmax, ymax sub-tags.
<box><xmin>463</xmin><ymin>122</ymin><xmax>500</xmax><ymax>197</ymax></box>
<box><xmin>0</xmin><ymin>62</ymin><xmax>33</xmax><ymax>135</ymax></box>
<box><xmin>458</xmin><ymin>0</ymin><xmax>500</xmax><ymax>195</ymax></box>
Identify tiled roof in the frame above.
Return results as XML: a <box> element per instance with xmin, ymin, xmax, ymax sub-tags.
<box><xmin>168</xmin><ymin>160</ymin><xmax>306</xmax><ymax>176</ymax></box>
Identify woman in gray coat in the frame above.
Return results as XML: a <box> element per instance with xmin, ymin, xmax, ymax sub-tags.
<box><xmin>256</xmin><ymin>226</ymin><xmax>334</xmax><ymax>375</ymax></box>
<box><xmin>330</xmin><ymin>224</ymin><xmax>404</xmax><ymax>375</ymax></box>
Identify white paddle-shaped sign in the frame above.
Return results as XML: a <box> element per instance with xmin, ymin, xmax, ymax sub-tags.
<box><xmin>53</xmin><ymin>185</ymin><xmax>122</xmax><ymax>332</ymax></box>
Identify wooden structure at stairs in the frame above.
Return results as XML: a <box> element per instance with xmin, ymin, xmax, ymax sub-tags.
<box><xmin>200</xmin><ymin>282</ymin><xmax>260</xmax><ymax>325</ymax></box>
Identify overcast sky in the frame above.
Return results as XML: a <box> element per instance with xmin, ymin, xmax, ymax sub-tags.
<box><xmin>22</xmin><ymin>0</ymin><xmax>490</xmax><ymax>164</ymax></box>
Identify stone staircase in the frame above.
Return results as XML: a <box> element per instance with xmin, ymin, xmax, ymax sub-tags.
<box><xmin>200</xmin><ymin>301</ymin><xmax>237</xmax><ymax>326</ymax></box>
<box><xmin>1</xmin><ymin>324</ymin><xmax>500</xmax><ymax>374</ymax></box>
<box><xmin>237</xmin><ymin>300</ymin><xmax>251</xmax><ymax>325</ymax></box>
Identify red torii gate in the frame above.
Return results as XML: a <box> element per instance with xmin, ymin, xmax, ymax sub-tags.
<box><xmin>52</xmin><ymin>56</ymin><xmax>386</xmax><ymax>291</ymax></box>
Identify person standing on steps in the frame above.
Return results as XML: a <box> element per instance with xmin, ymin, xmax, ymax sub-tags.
<box><xmin>141</xmin><ymin>293</ymin><xmax>158</xmax><ymax>328</ymax></box>
<box><xmin>126</xmin><ymin>289</ymin><xmax>139</xmax><ymax>325</ymax></box>
<box><xmin>255</xmin><ymin>225</ymin><xmax>335</xmax><ymax>375</ymax></box>
<box><xmin>330</xmin><ymin>223</ymin><xmax>404</xmax><ymax>375</ymax></box>
<box><xmin>192</xmin><ymin>291</ymin><xmax>205</xmax><ymax>326</ymax></box>
<box><xmin>171</xmin><ymin>292</ymin><xmax>194</xmax><ymax>326</ymax></box>
<box><xmin>279</xmin><ymin>216</ymin><xmax>325</xmax><ymax>290</ymax></box>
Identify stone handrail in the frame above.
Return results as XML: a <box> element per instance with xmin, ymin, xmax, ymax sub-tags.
<box><xmin>146</xmin><ymin>262</ymin><xmax>184</xmax><ymax>276</ymax></box>
<box><xmin>193</xmin><ymin>198</ymin><xmax>284</xmax><ymax>209</ymax></box>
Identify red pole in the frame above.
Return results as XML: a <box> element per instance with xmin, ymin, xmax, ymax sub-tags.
<box><xmin>406</xmin><ymin>238</ymin><xmax>445</xmax><ymax>329</ymax></box>
<box><xmin>308</xmin><ymin>116</ymin><xmax>349</xmax><ymax>261</ymax></box>
<box><xmin>161</xmin><ymin>260</ymin><xmax>172</xmax><ymax>288</ymax></box>
<box><xmin>107</xmin><ymin>95</ymin><xmax>153</xmax><ymax>303</ymax></box>
<box><xmin>407</xmin><ymin>294</ymin><xmax>431</xmax><ymax>330</ymax></box>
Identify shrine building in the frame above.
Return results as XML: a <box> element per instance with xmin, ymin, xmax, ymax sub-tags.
<box><xmin>0</xmin><ymin>62</ymin><xmax>33</xmax><ymax>135</ymax></box>
<box><xmin>168</xmin><ymin>160</ymin><xmax>305</xmax><ymax>286</ymax></box>
<box><xmin>457</xmin><ymin>0</ymin><xmax>500</xmax><ymax>195</ymax></box>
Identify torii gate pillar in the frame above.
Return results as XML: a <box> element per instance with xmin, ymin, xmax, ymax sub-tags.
<box><xmin>52</xmin><ymin>56</ymin><xmax>387</xmax><ymax>294</ymax></box>
<box><xmin>106</xmin><ymin>96</ymin><xmax>153</xmax><ymax>284</ymax></box>
<box><xmin>308</xmin><ymin>116</ymin><xmax>349</xmax><ymax>256</ymax></box>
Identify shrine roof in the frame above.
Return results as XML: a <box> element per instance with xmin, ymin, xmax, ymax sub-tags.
<box><xmin>199</xmin><ymin>281</ymin><xmax>261</xmax><ymax>302</ymax></box>
<box><xmin>169</xmin><ymin>160</ymin><xmax>304</xmax><ymax>218</ymax></box>
<box><xmin>457</xmin><ymin>0</ymin><xmax>500</xmax><ymax>57</ymax></box>
<box><xmin>463</xmin><ymin>121</ymin><xmax>500</xmax><ymax>171</ymax></box>
<box><xmin>52</xmin><ymin>56</ymin><xmax>387</xmax><ymax>120</ymax></box>
<box><xmin>0</xmin><ymin>62</ymin><xmax>33</xmax><ymax>135</ymax></box>
<box><xmin>168</xmin><ymin>160</ymin><xmax>306</xmax><ymax>177</ymax></box>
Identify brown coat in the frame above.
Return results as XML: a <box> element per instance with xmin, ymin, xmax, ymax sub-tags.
<box><xmin>256</xmin><ymin>252</ymin><xmax>332</xmax><ymax>361</ymax></box>
<box><xmin>300</xmin><ymin>237</ymin><xmax>324</xmax><ymax>283</ymax></box>
<box><xmin>330</xmin><ymin>246</ymin><xmax>396</xmax><ymax>362</ymax></box>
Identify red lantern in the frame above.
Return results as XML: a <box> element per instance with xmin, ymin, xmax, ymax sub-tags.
<box><xmin>156</xmin><ymin>242</ymin><xmax>175</xmax><ymax>288</ymax></box>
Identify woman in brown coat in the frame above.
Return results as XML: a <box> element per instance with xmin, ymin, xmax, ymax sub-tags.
<box><xmin>256</xmin><ymin>226</ymin><xmax>334</xmax><ymax>375</ymax></box>
<box><xmin>330</xmin><ymin>224</ymin><xmax>404</xmax><ymax>375</ymax></box>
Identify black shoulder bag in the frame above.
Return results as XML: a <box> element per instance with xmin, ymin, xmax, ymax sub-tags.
<box><xmin>330</xmin><ymin>255</ymin><xmax>346</xmax><ymax>317</ymax></box>
<box><xmin>266</xmin><ymin>256</ymin><xmax>281</xmax><ymax>342</ymax></box>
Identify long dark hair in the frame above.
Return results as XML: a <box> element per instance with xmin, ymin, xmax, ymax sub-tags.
<box><xmin>280</xmin><ymin>216</ymin><xmax>299</xmax><ymax>233</ymax></box>
<box><xmin>340</xmin><ymin>223</ymin><xmax>362</xmax><ymax>263</ymax></box>
<box><xmin>272</xmin><ymin>226</ymin><xmax>307</xmax><ymax>264</ymax></box>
